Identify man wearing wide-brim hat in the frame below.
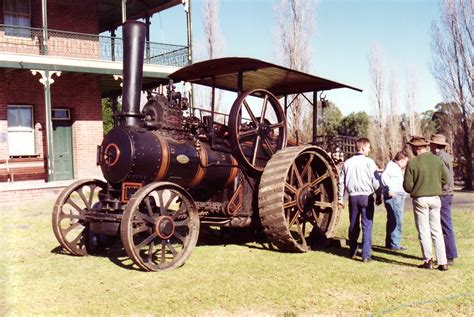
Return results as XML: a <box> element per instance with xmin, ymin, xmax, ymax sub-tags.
<box><xmin>403</xmin><ymin>136</ymin><xmax>449</xmax><ymax>270</ymax></box>
<box><xmin>430</xmin><ymin>133</ymin><xmax>458</xmax><ymax>266</ymax></box>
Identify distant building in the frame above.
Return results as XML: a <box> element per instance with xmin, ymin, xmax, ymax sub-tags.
<box><xmin>0</xmin><ymin>0</ymin><xmax>190</xmax><ymax>185</ymax></box>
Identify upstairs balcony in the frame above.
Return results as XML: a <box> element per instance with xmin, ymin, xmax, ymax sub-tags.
<box><xmin>0</xmin><ymin>24</ymin><xmax>189</xmax><ymax>68</ymax></box>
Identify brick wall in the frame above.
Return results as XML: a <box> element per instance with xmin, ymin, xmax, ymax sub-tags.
<box><xmin>1</xmin><ymin>70</ymin><xmax>103</xmax><ymax>181</ymax></box>
<box><xmin>50</xmin><ymin>73</ymin><xmax>103</xmax><ymax>180</ymax></box>
<box><xmin>1</xmin><ymin>1</ymin><xmax>106</xmax><ymax>183</ymax></box>
<box><xmin>0</xmin><ymin>1</ymin><xmax>100</xmax><ymax>58</ymax></box>
<box><xmin>31</xmin><ymin>0</ymin><xmax>42</xmax><ymax>28</ymax></box>
<box><xmin>31</xmin><ymin>0</ymin><xmax>99</xmax><ymax>34</ymax></box>
<box><xmin>0</xmin><ymin>186</ymin><xmax>65</xmax><ymax>205</ymax></box>
<box><xmin>2</xmin><ymin>1</ymin><xmax>99</xmax><ymax>33</ymax></box>
<box><xmin>1</xmin><ymin>1</ymin><xmax>108</xmax><ymax>65</ymax></box>
<box><xmin>5</xmin><ymin>70</ymin><xmax>46</xmax><ymax>158</ymax></box>
<box><xmin>0</xmin><ymin>70</ymin><xmax>8</xmax><ymax>160</ymax></box>
<box><xmin>48</xmin><ymin>0</ymin><xmax>99</xmax><ymax>34</ymax></box>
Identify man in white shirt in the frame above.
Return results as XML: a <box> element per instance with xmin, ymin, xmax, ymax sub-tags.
<box><xmin>381</xmin><ymin>151</ymin><xmax>409</xmax><ymax>250</ymax></box>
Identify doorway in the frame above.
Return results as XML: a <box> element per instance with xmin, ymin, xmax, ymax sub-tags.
<box><xmin>52</xmin><ymin>109</ymin><xmax>73</xmax><ymax>180</ymax></box>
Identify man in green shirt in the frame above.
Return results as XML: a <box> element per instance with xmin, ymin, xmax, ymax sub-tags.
<box><xmin>403</xmin><ymin>136</ymin><xmax>448</xmax><ymax>271</ymax></box>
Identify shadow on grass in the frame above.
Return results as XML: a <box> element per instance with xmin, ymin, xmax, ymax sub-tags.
<box><xmin>197</xmin><ymin>225</ymin><xmax>274</xmax><ymax>251</ymax></box>
<box><xmin>50</xmin><ymin>242</ymin><xmax>141</xmax><ymax>271</ymax></box>
<box><xmin>197</xmin><ymin>226</ymin><xmax>352</xmax><ymax>254</ymax></box>
<box><xmin>49</xmin><ymin>228</ymin><xmax>272</xmax><ymax>272</ymax></box>
<box><xmin>50</xmin><ymin>246</ymin><xmax>68</xmax><ymax>255</ymax></box>
<box><xmin>372</xmin><ymin>245</ymin><xmax>423</xmax><ymax>261</ymax></box>
<box><xmin>104</xmin><ymin>247</ymin><xmax>139</xmax><ymax>271</ymax></box>
<box><xmin>50</xmin><ymin>230</ymin><xmax>424</xmax><ymax>271</ymax></box>
<box><xmin>319</xmin><ymin>239</ymin><xmax>421</xmax><ymax>268</ymax></box>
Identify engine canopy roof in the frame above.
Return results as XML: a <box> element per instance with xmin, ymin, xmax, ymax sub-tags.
<box><xmin>169</xmin><ymin>57</ymin><xmax>362</xmax><ymax>97</ymax></box>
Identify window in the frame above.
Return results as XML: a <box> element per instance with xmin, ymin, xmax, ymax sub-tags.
<box><xmin>4</xmin><ymin>0</ymin><xmax>31</xmax><ymax>37</ymax></box>
<box><xmin>52</xmin><ymin>109</ymin><xmax>71</xmax><ymax>120</ymax></box>
<box><xmin>7</xmin><ymin>105</ymin><xmax>36</xmax><ymax>156</ymax></box>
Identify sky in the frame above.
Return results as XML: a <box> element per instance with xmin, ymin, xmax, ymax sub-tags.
<box><xmin>150</xmin><ymin>0</ymin><xmax>444</xmax><ymax>116</ymax></box>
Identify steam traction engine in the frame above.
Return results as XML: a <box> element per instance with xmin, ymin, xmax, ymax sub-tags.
<box><xmin>52</xmin><ymin>21</ymin><xmax>361</xmax><ymax>271</ymax></box>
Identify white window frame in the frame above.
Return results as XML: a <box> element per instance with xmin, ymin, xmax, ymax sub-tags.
<box><xmin>52</xmin><ymin>109</ymin><xmax>71</xmax><ymax>121</ymax></box>
<box><xmin>7</xmin><ymin>105</ymin><xmax>36</xmax><ymax>157</ymax></box>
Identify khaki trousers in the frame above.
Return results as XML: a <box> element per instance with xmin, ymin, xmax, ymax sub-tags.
<box><xmin>413</xmin><ymin>196</ymin><xmax>447</xmax><ymax>265</ymax></box>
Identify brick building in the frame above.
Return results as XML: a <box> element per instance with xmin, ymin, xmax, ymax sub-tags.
<box><xmin>0</xmin><ymin>0</ymin><xmax>190</xmax><ymax>189</ymax></box>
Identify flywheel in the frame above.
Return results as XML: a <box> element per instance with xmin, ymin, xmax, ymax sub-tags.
<box><xmin>228</xmin><ymin>89</ymin><xmax>287</xmax><ymax>175</ymax></box>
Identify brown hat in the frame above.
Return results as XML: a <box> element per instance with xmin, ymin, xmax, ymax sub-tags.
<box><xmin>429</xmin><ymin>133</ymin><xmax>448</xmax><ymax>146</ymax></box>
<box><xmin>407</xmin><ymin>136</ymin><xmax>429</xmax><ymax>147</ymax></box>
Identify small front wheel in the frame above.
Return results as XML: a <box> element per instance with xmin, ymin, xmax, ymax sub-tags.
<box><xmin>120</xmin><ymin>182</ymin><xmax>200</xmax><ymax>271</ymax></box>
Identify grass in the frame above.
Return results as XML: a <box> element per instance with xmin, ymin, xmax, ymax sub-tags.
<box><xmin>1</xmin><ymin>194</ymin><xmax>473</xmax><ymax>316</ymax></box>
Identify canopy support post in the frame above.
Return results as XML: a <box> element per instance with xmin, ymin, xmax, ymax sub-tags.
<box><xmin>312</xmin><ymin>90</ymin><xmax>318</xmax><ymax>145</ymax></box>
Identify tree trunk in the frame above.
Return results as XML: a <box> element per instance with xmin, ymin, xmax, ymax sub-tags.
<box><xmin>461</xmin><ymin>118</ymin><xmax>473</xmax><ymax>189</ymax></box>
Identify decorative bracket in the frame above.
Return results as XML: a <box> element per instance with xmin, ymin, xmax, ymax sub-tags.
<box><xmin>113</xmin><ymin>74</ymin><xmax>123</xmax><ymax>87</ymax></box>
<box><xmin>182</xmin><ymin>0</ymin><xmax>189</xmax><ymax>13</ymax></box>
<box><xmin>31</xmin><ymin>70</ymin><xmax>62</xmax><ymax>86</ymax></box>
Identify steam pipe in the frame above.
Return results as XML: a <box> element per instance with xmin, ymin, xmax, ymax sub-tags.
<box><xmin>121</xmin><ymin>20</ymin><xmax>146</xmax><ymax>127</ymax></box>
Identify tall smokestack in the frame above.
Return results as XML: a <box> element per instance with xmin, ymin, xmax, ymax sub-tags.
<box><xmin>121</xmin><ymin>20</ymin><xmax>146</xmax><ymax>127</ymax></box>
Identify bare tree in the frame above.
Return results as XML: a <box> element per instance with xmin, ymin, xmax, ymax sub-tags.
<box><xmin>273</xmin><ymin>0</ymin><xmax>316</xmax><ymax>144</ymax></box>
<box><xmin>202</xmin><ymin>0</ymin><xmax>224</xmax><ymax>60</ymax></box>
<box><xmin>195</xmin><ymin>0</ymin><xmax>225</xmax><ymax>116</ymax></box>
<box><xmin>405</xmin><ymin>66</ymin><xmax>421</xmax><ymax>138</ymax></box>
<box><xmin>367</xmin><ymin>44</ymin><xmax>425</xmax><ymax>165</ymax></box>
<box><xmin>431</xmin><ymin>0</ymin><xmax>472</xmax><ymax>189</ymax></box>
<box><xmin>367</xmin><ymin>43</ymin><xmax>387</xmax><ymax>164</ymax></box>
<box><xmin>387</xmin><ymin>66</ymin><xmax>404</xmax><ymax>157</ymax></box>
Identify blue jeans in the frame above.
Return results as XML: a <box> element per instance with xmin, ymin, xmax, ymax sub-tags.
<box><xmin>440</xmin><ymin>195</ymin><xmax>458</xmax><ymax>259</ymax></box>
<box><xmin>348</xmin><ymin>195</ymin><xmax>374</xmax><ymax>259</ymax></box>
<box><xmin>384</xmin><ymin>193</ymin><xmax>406</xmax><ymax>248</ymax></box>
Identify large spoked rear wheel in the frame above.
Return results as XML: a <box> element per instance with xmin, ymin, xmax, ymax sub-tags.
<box><xmin>259</xmin><ymin>146</ymin><xmax>340</xmax><ymax>252</ymax></box>
<box><xmin>120</xmin><ymin>182</ymin><xmax>200</xmax><ymax>272</ymax></box>
<box><xmin>52</xmin><ymin>179</ymin><xmax>106</xmax><ymax>256</ymax></box>
<box><xmin>228</xmin><ymin>89</ymin><xmax>287</xmax><ymax>175</ymax></box>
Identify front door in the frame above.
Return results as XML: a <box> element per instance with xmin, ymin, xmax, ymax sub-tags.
<box><xmin>52</xmin><ymin>109</ymin><xmax>73</xmax><ymax>180</ymax></box>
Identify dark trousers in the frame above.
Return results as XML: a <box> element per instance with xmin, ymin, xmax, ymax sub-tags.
<box><xmin>440</xmin><ymin>194</ymin><xmax>458</xmax><ymax>259</ymax></box>
<box><xmin>348</xmin><ymin>195</ymin><xmax>375</xmax><ymax>259</ymax></box>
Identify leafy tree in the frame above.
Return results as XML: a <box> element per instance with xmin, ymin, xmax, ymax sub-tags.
<box><xmin>319</xmin><ymin>102</ymin><xmax>343</xmax><ymax>137</ymax></box>
<box><xmin>418</xmin><ymin>103</ymin><xmax>458</xmax><ymax>138</ymax></box>
<box><xmin>420</xmin><ymin>110</ymin><xmax>437</xmax><ymax>137</ymax></box>
<box><xmin>337</xmin><ymin>111</ymin><xmax>370</xmax><ymax>138</ymax></box>
<box><xmin>430</xmin><ymin>102</ymin><xmax>466</xmax><ymax>169</ymax></box>
<box><xmin>300</xmin><ymin>101</ymin><xmax>342</xmax><ymax>143</ymax></box>
<box><xmin>102</xmin><ymin>98</ymin><xmax>116</xmax><ymax>135</ymax></box>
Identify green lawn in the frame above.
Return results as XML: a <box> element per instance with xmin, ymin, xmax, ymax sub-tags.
<box><xmin>1</xmin><ymin>196</ymin><xmax>473</xmax><ymax>316</ymax></box>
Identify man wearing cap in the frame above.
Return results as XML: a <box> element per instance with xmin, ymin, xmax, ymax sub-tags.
<box><xmin>403</xmin><ymin>136</ymin><xmax>449</xmax><ymax>271</ymax></box>
<box><xmin>430</xmin><ymin>133</ymin><xmax>458</xmax><ymax>265</ymax></box>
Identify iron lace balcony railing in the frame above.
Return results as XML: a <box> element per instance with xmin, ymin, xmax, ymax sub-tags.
<box><xmin>0</xmin><ymin>24</ymin><xmax>189</xmax><ymax>67</ymax></box>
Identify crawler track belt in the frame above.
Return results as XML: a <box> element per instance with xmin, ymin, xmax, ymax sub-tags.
<box><xmin>258</xmin><ymin>145</ymin><xmax>339</xmax><ymax>252</ymax></box>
